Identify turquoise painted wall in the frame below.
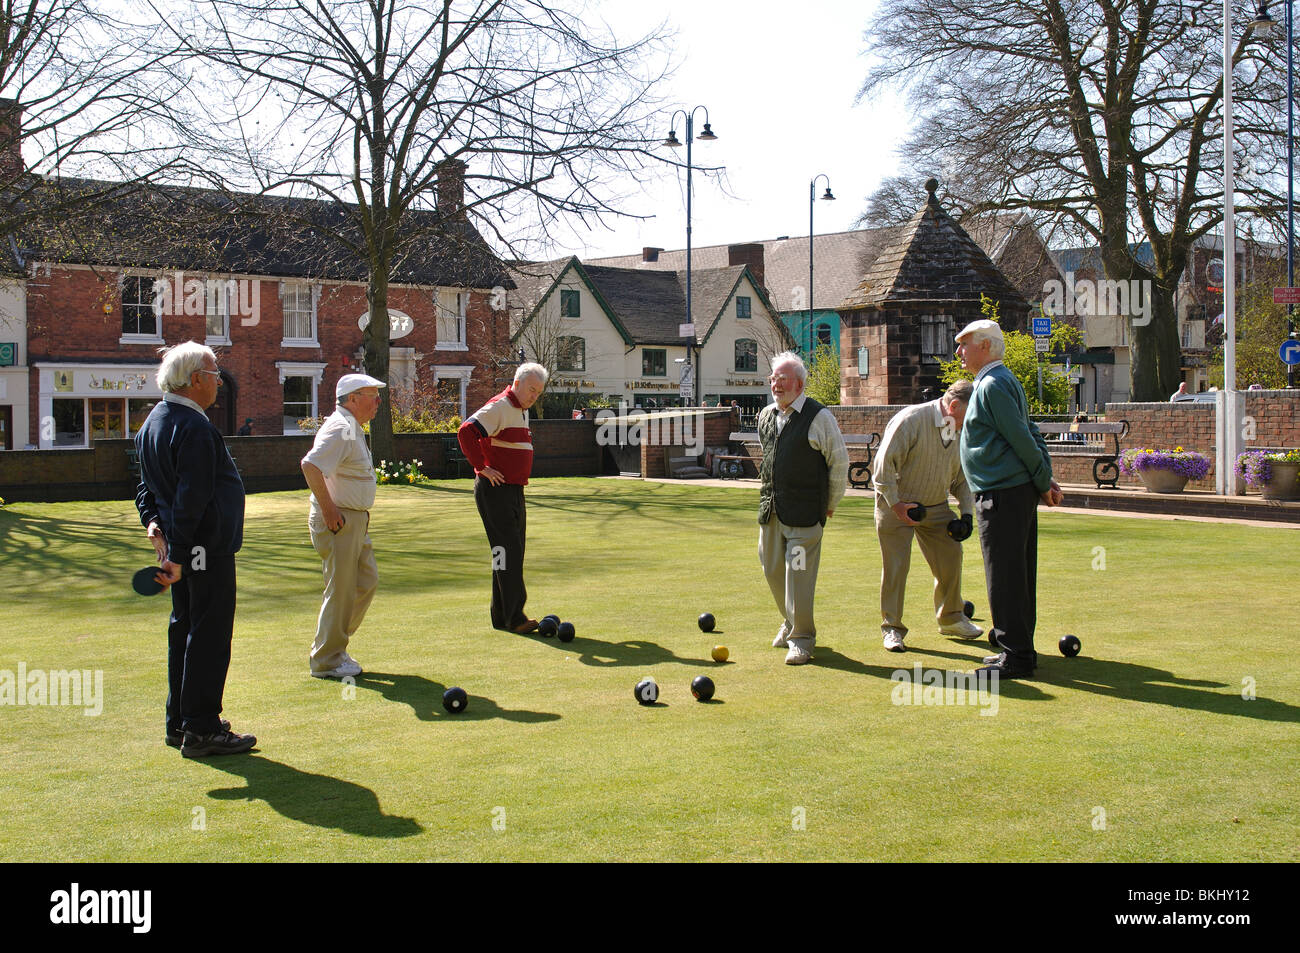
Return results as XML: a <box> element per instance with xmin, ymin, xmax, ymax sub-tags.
<box><xmin>781</xmin><ymin>309</ymin><xmax>841</xmax><ymax>357</ymax></box>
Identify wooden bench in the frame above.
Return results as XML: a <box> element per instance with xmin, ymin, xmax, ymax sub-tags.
<box><xmin>1037</xmin><ymin>420</ymin><xmax>1129</xmax><ymax>488</ymax></box>
<box><xmin>442</xmin><ymin>433</ymin><xmax>471</xmax><ymax>478</ymax></box>
<box><xmin>726</xmin><ymin>431</ymin><xmax>880</xmax><ymax>488</ymax></box>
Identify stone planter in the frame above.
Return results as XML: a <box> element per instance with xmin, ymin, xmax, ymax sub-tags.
<box><xmin>1138</xmin><ymin>468</ymin><xmax>1189</xmax><ymax>494</ymax></box>
<box><xmin>1260</xmin><ymin>461</ymin><xmax>1300</xmax><ymax>501</ymax></box>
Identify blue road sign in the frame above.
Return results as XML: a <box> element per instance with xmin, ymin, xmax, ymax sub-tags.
<box><xmin>1032</xmin><ymin>317</ymin><xmax>1052</xmax><ymax>336</ymax></box>
<box><xmin>1281</xmin><ymin>339</ymin><xmax>1300</xmax><ymax>365</ymax></box>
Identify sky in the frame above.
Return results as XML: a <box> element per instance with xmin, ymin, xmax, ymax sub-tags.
<box><xmin>547</xmin><ymin>0</ymin><xmax>911</xmax><ymax>260</ymax></box>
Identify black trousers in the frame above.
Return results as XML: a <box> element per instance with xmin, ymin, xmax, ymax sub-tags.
<box><xmin>974</xmin><ymin>481</ymin><xmax>1039</xmax><ymax>666</ymax></box>
<box><xmin>166</xmin><ymin>553</ymin><xmax>236</xmax><ymax>735</ymax></box>
<box><xmin>474</xmin><ymin>479</ymin><xmax>529</xmax><ymax>630</ymax></box>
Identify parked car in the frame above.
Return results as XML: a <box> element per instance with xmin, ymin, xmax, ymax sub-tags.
<box><xmin>1172</xmin><ymin>391</ymin><xmax>1218</xmax><ymax>403</ymax></box>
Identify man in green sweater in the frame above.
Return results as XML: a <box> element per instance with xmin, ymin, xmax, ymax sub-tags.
<box><xmin>955</xmin><ymin>320</ymin><xmax>1064</xmax><ymax>679</ymax></box>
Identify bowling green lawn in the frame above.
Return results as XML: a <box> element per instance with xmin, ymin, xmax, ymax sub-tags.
<box><xmin>1</xmin><ymin>477</ymin><xmax>1296</xmax><ymax>863</ymax></box>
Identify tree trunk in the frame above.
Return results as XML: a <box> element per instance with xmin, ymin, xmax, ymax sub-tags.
<box><xmin>1128</xmin><ymin>278</ymin><xmax>1183</xmax><ymax>402</ymax></box>
<box><xmin>365</xmin><ymin>270</ymin><xmax>394</xmax><ymax>463</ymax></box>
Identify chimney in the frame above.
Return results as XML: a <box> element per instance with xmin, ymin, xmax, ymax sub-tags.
<box><xmin>0</xmin><ymin>99</ymin><xmax>22</xmax><ymax>181</ymax></box>
<box><xmin>642</xmin><ymin>246</ymin><xmax>663</xmax><ymax>263</ymax></box>
<box><xmin>436</xmin><ymin>158</ymin><xmax>467</xmax><ymax>222</ymax></box>
<box><xmin>728</xmin><ymin>242</ymin><xmax>765</xmax><ymax>290</ymax></box>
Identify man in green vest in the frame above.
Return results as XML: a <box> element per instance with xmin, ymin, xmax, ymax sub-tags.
<box><xmin>759</xmin><ymin>352</ymin><xmax>849</xmax><ymax>665</ymax></box>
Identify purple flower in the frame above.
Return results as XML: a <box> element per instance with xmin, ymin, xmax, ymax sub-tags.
<box><xmin>1119</xmin><ymin>449</ymin><xmax>1211</xmax><ymax>481</ymax></box>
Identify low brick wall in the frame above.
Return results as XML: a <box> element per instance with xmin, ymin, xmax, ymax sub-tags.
<box><xmin>0</xmin><ymin>418</ymin><xmax>602</xmax><ymax>503</ymax></box>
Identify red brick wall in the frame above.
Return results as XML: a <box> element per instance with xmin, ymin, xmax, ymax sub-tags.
<box><xmin>23</xmin><ymin>266</ymin><xmax>507</xmax><ymax>438</ymax></box>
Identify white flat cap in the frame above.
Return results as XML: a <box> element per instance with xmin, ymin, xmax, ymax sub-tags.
<box><xmin>954</xmin><ymin>319</ymin><xmax>1003</xmax><ymax>343</ymax></box>
<box><xmin>336</xmin><ymin>373</ymin><xmax>387</xmax><ymax>399</ymax></box>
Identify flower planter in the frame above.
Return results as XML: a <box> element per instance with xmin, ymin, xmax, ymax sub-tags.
<box><xmin>1261</xmin><ymin>461</ymin><xmax>1300</xmax><ymax>501</ymax></box>
<box><xmin>1138</xmin><ymin>468</ymin><xmax>1189</xmax><ymax>494</ymax></box>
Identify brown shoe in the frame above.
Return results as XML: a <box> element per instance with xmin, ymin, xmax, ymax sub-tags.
<box><xmin>510</xmin><ymin>619</ymin><xmax>539</xmax><ymax>634</ymax></box>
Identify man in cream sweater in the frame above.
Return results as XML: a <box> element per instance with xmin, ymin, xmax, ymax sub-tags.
<box><xmin>872</xmin><ymin>380</ymin><xmax>982</xmax><ymax>652</ymax></box>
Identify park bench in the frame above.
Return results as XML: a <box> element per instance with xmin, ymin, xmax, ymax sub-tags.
<box><xmin>724</xmin><ymin>431</ymin><xmax>880</xmax><ymax>487</ymax></box>
<box><xmin>1037</xmin><ymin>419</ymin><xmax>1129</xmax><ymax>488</ymax></box>
<box><xmin>441</xmin><ymin>433</ymin><xmax>471</xmax><ymax>478</ymax></box>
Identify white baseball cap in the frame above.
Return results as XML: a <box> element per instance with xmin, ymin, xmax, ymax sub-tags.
<box><xmin>336</xmin><ymin>373</ymin><xmax>387</xmax><ymax>399</ymax></box>
<box><xmin>954</xmin><ymin>318</ymin><xmax>1003</xmax><ymax>344</ymax></box>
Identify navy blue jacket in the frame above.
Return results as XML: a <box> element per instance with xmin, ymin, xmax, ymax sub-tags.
<box><xmin>135</xmin><ymin>399</ymin><xmax>245</xmax><ymax>572</ymax></box>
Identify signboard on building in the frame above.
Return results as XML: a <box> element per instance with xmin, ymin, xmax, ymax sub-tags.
<box><xmin>1273</xmin><ymin>287</ymin><xmax>1300</xmax><ymax>305</ymax></box>
<box><xmin>1032</xmin><ymin>316</ymin><xmax>1052</xmax><ymax>336</ymax></box>
<box><xmin>0</xmin><ymin>342</ymin><xmax>15</xmax><ymax>366</ymax></box>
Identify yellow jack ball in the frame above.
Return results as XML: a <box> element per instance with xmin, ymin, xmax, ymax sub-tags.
<box><xmin>711</xmin><ymin>645</ymin><xmax>729</xmax><ymax>663</ymax></box>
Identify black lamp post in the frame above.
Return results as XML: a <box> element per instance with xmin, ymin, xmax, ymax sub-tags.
<box><xmin>1253</xmin><ymin>3</ymin><xmax>1297</xmax><ymax>387</ymax></box>
<box><xmin>809</xmin><ymin>174</ymin><xmax>835</xmax><ymax>354</ymax></box>
<box><xmin>664</xmin><ymin>106</ymin><xmax>718</xmax><ymax>406</ymax></box>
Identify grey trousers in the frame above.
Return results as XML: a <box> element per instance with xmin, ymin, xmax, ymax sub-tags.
<box><xmin>874</xmin><ymin>495</ymin><xmax>966</xmax><ymax>637</ymax></box>
<box><xmin>758</xmin><ymin>517</ymin><xmax>824</xmax><ymax>642</ymax></box>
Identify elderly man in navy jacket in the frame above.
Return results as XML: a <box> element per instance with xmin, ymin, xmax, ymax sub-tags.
<box><xmin>135</xmin><ymin>342</ymin><xmax>255</xmax><ymax>757</ymax></box>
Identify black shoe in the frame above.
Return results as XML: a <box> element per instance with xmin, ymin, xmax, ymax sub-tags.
<box><xmin>166</xmin><ymin>718</ymin><xmax>230</xmax><ymax>748</ymax></box>
<box><xmin>180</xmin><ymin>728</ymin><xmax>256</xmax><ymax>758</ymax></box>
<box><xmin>977</xmin><ymin>659</ymin><xmax>1036</xmax><ymax>680</ymax></box>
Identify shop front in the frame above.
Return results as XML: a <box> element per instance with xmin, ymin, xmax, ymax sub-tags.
<box><xmin>35</xmin><ymin>364</ymin><xmax>165</xmax><ymax>449</ymax></box>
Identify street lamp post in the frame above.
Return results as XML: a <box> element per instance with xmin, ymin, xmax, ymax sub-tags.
<box><xmin>664</xmin><ymin>107</ymin><xmax>718</xmax><ymax>406</ymax></box>
<box><xmin>1253</xmin><ymin>2</ymin><xmax>1298</xmax><ymax>388</ymax></box>
<box><xmin>808</xmin><ymin>174</ymin><xmax>835</xmax><ymax>355</ymax></box>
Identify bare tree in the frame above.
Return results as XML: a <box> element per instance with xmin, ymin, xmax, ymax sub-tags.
<box><xmin>859</xmin><ymin>1</ymin><xmax>1291</xmax><ymax>400</ymax></box>
<box><xmin>1</xmin><ymin>2</ymin><xmax>194</xmax><ymax>240</ymax></box>
<box><xmin>156</xmin><ymin>0</ymin><xmax>671</xmax><ymax>459</ymax></box>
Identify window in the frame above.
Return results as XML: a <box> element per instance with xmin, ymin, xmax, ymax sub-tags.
<box><xmin>557</xmin><ymin>335</ymin><xmax>586</xmax><ymax>372</ymax></box>
<box><xmin>734</xmin><ymin>338</ymin><xmax>757</xmax><ymax>373</ymax></box>
<box><xmin>436</xmin><ymin>288</ymin><xmax>467</xmax><ymax>349</ymax></box>
<box><xmin>52</xmin><ymin>398</ymin><xmax>86</xmax><ymax>447</ymax></box>
<box><xmin>276</xmin><ymin>361</ymin><xmax>326</xmax><ymax>432</ymax></box>
<box><xmin>282</xmin><ymin>377</ymin><xmax>313</xmax><ymax>432</ymax></box>
<box><xmin>920</xmin><ymin>316</ymin><xmax>954</xmax><ymax>364</ymax></box>
<box><xmin>281</xmin><ymin>284</ymin><xmax>318</xmax><ymax>346</ymax></box>
<box><xmin>736</xmin><ymin>296</ymin><xmax>751</xmax><ymax>319</ymax></box>
<box><xmin>816</xmin><ymin>324</ymin><xmax>832</xmax><ymax>348</ymax></box>
<box><xmin>205</xmin><ymin>280</ymin><xmax>231</xmax><ymax>344</ymax></box>
<box><xmin>857</xmin><ymin>347</ymin><xmax>870</xmax><ymax>377</ymax></box>
<box><xmin>128</xmin><ymin>398</ymin><xmax>158</xmax><ymax>435</ymax></box>
<box><xmin>89</xmin><ymin>398</ymin><xmax>125</xmax><ymax>441</ymax></box>
<box><xmin>642</xmin><ymin>348</ymin><xmax>666</xmax><ymax>377</ymax></box>
<box><xmin>435</xmin><ymin>378</ymin><xmax>460</xmax><ymax>417</ymax></box>
<box><xmin>121</xmin><ymin>276</ymin><xmax>160</xmax><ymax>339</ymax></box>
<box><xmin>560</xmin><ymin>289</ymin><xmax>581</xmax><ymax>318</ymax></box>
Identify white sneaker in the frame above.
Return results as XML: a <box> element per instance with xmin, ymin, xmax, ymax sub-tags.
<box><xmin>312</xmin><ymin>658</ymin><xmax>362</xmax><ymax>679</ymax></box>
<box><xmin>939</xmin><ymin>618</ymin><xmax>984</xmax><ymax>640</ymax></box>
<box><xmin>883</xmin><ymin>629</ymin><xmax>906</xmax><ymax>652</ymax></box>
<box><xmin>784</xmin><ymin>637</ymin><xmax>813</xmax><ymax>665</ymax></box>
<box><xmin>772</xmin><ymin>623</ymin><xmax>792</xmax><ymax>648</ymax></box>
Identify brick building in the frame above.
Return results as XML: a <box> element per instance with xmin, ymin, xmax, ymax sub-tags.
<box><xmin>3</xmin><ymin>152</ymin><xmax>512</xmax><ymax>450</ymax></box>
<box><xmin>837</xmin><ymin>180</ymin><xmax>1030</xmax><ymax>404</ymax></box>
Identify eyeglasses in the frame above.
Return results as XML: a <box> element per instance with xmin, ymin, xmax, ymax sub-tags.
<box><xmin>196</xmin><ymin>369</ymin><xmax>222</xmax><ymax>382</ymax></box>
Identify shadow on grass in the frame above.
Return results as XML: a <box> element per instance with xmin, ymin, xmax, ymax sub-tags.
<box><xmin>201</xmin><ymin>756</ymin><xmax>422</xmax><ymax>837</ymax></box>
<box><xmin>560</xmin><ymin>638</ymin><xmax>716</xmax><ymax>669</ymax></box>
<box><xmin>895</xmin><ymin>645</ymin><xmax>1300</xmax><ymax>722</ymax></box>
<box><xmin>355</xmin><ymin>671</ymin><xmax>561</xmax><ymax>723</ymax></box>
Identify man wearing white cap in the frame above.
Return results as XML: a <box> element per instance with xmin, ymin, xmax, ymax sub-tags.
<box><xmin>300</xmin><ymin>373</ymin><xmax>385</xmax><ymax>678</ymax></box>
<box><xmin>954</xmin><ymin>320</ymin><xmax>1063</xmax><ymax>679</ymax></box>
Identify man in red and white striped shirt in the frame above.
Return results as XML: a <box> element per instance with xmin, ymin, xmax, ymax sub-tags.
<box><xmin>457</xmin><ymin>363</ymin><xmax>549</xmax><ymax>633</ymax></box>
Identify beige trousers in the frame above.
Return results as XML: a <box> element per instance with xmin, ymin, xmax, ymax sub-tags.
<box><xmin>874</xmin><ymin>494</ymin><xmax>965</xmax><ymax>637</ymax></box>
<box><xmin>308</xmin><ymin>505</ymin><xmax>378</xmax><ymax>672</ymax></box>
<box><xmin>758</xmin><ymin>518</ymin><xmax>824</xmax><ymax>642</ymax></box>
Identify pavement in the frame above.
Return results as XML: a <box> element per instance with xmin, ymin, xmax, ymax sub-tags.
<box><xmin>616</xmin><ymin>475</ymin><xmax>1300</xmax><ymax>529</ymax></box>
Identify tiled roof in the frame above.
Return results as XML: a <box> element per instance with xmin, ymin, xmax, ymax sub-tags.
<box><xmin>839</xmin><ymin>183</ymin><xmax>1028</xmax><ymax>312</ymax></box>
<box><xmin>9</xmin><ymin>175</ymin><xmax>512</xmax><ymax>288</ymax></box>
